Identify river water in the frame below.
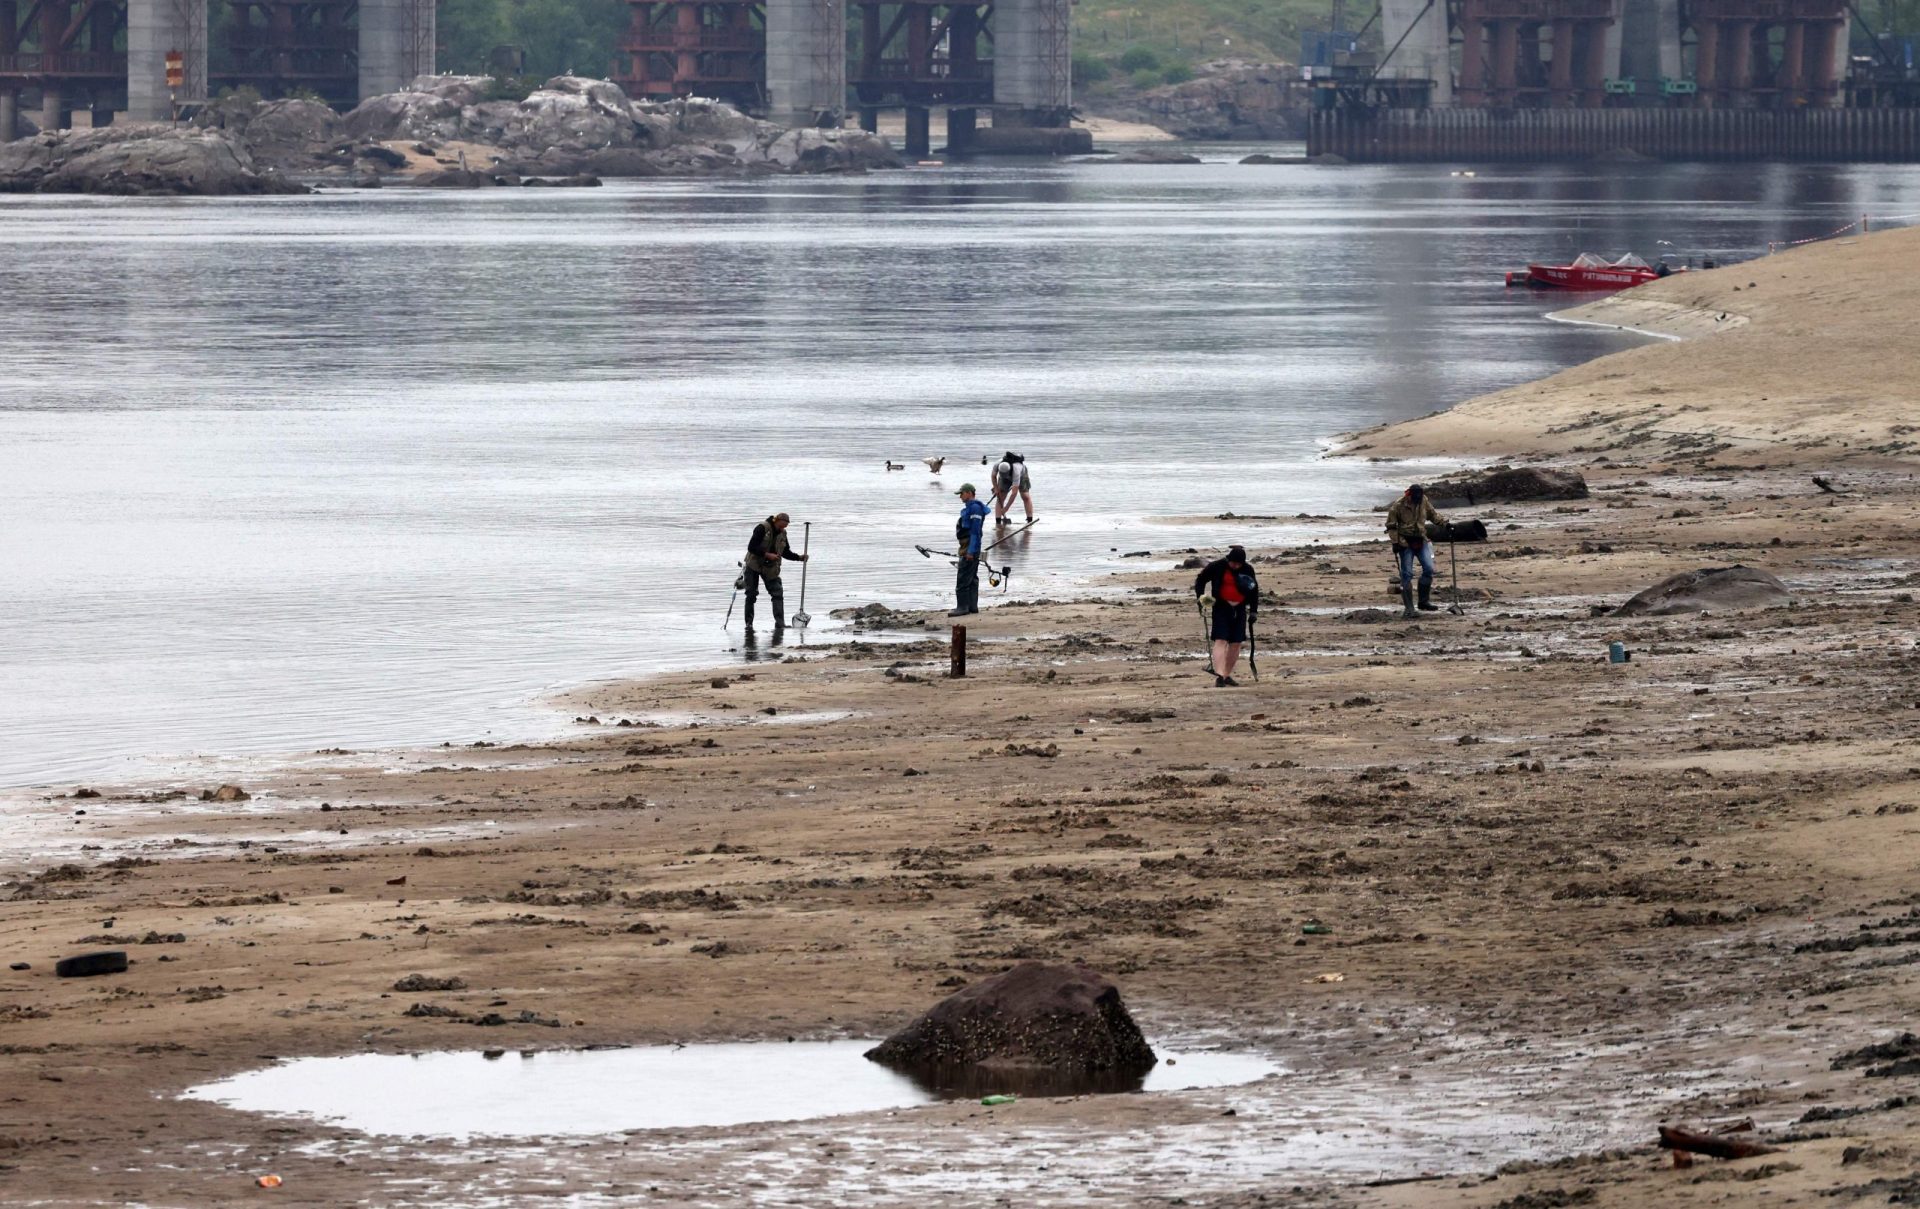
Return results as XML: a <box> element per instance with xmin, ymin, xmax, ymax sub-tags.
<box><xmin>4</xmin><ymin>152</ymin><xmax>1918</xmax><ymax>788</ymax></box>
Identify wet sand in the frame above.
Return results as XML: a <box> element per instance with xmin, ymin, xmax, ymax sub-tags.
<box><xmin>5</xmin><ymin>231</ymin><xmax>1920</xmax><ymax>1206</ymax></box>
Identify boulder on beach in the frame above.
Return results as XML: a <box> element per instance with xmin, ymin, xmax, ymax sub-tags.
<box><xmin>1429</xmin><ymin>465</ymin><xmax>1589</xmax><ymax>508</ymax></box>
<box><xmin>0</xmin><ymin>125</ymin><xmax>305</xmax><ymax>196</ymax></box>
<box><xmin>865</xmin><ymin>961</ymin><xmax>1157</xmax><ymax>1073</ymax></box>
<box><xmin>1613</xmin><ymin>565</ymin><xmax>1791</xmax><ymax>616</ymax></box>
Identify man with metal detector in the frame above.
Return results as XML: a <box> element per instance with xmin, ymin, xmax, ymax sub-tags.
<box><xmin>742</xmin><ymin>512</ymin><xmax>808</xmax><ymax>631</ymax></box>
<box><xmin>1194</xmin><ymin>545</ymin><xmax>1259</xmax><ymax>688</ymax></box>
<box><xmin>1386</xmin><ymin>483</ymin><xmax>1447</xmax><ymax>619</ymax></box>
<box><xmin>951</xmin><ymin>484</ymin><xmax>990</xmax><ymax>617</ymax></box>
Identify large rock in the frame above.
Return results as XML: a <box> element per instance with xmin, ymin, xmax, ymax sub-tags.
<box><xmin>1429</xmin><ymin>465</ymin><xmax>1590</xmax><ymax>507</ymax></box>
<box><xmin>499</xmin><ymin>76</ymin><xmax>669</xmax><ymax>154</ymax></box>
<box><xmin>0</xmin><ymin>125</ymin><xmax>305</xmax><ymax>195</ymax></box>
<box><xmin>865</xmin><ymin>962</ymin><xmax>1157</xmax><ymax>1074</ymax></box>
<box><xmin>1614</xmin><ymin>565</ymin><xmax>1791</xmax><ymax>616</ymax></box>
<box><xmin>342</xmin><ymin>76</ymin><xmax>489</xmax><ymax>141</ymax></box>
<box><xmin>749</xmin><ymin>126</ymin><xmax>902</xmax><ymax>172</ymax></box>
<box><xmin>1107</xmin><ymin>59</ymin><xmax>1308</xmax><ymax>141</ymax></box>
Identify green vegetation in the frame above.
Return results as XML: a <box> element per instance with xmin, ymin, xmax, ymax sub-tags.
<box><xmin>436</xmin><ymin>0</ymin><xmax>629</xmax><ymax>79</ymax></box>
<box><xmin>1072</xmin><ymin>0</ymin><xmax>1359</xmax><ymax>67</ymax></box>
<box><xmin>418</xmin><ymin>0</ymin><xmax>1351</xmax><ymax>97</ymax></box>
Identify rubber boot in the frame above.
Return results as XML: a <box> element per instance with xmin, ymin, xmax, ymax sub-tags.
<box><xmin>1418</xmin><ymin>582</ymin><xmax>1439</xmax><ymax>611</ymax></box>
<box><xmin>743</xmin><ymin>597</ymin><xmax>756</xmax><ymax>630</ymax></box>
<box><xmin>1400</xmin><ymin>585</ymin><xmax>1416</xmax><ymax>619</ymax></box>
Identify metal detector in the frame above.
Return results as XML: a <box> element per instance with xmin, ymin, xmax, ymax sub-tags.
<box><xmin>1447</xmin><ymin>537</ymin><xmax>1466</xmax><ymax>615</ymax></box>
<box><xmin>1196</xmin><ymin>597</ymin><xmax>1215</xmax><ymax>674</ymax></box>
<box><xmin>792</xmin><ymin>522</ymin><xmax>812</xmax><ymax>628</ymax></box>
<box><xmin>723</xmin><ymin>562</ymin><xmax>745</xmax><ymax>628</ymax></box>
<box><xmin>1246</xmin><ymin>608</ymin><xmax>1260</xmax><ymax>681</ymax></box>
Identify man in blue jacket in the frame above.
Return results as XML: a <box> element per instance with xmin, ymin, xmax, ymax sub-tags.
<box><xmin>951</xmin><ymin>483</ymin><xmax>990</xmax><ymax>617</ymax></box>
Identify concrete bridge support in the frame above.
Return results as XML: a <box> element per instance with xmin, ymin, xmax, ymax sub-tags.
<box><xmin>1380</xmin><ymin>0</ymin><xmax>1453</xmax><ymax>104</ymax></box>
<box><xmin>359</xmin><ymin>0</ymin><xmax>435</xmax><ymax>101</ymax></box>
<box><xmin>984</xmin><ymin>0</ymin><xmax>1086</xmax><ymax>149</ymax></box>
<box><xmin>766</xmin><ymin>0</ymin><xmax>844</xmax><ymax>127</ymax></box>
<box><xmin>1618</xmin><ymin>0</ymin><xmax>1681</xmax><ymax>91</ymax></box>
<box><xmin>127</xmin><ymin>0</ymin><xmax>206</xmax><ymax>120</ymax></box>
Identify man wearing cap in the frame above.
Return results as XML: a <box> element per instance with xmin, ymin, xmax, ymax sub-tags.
<box><xmin>1385</xmin><ymin>484</ymin><xmax>1446</xmax><ymax>618</ymax></box>
<box><xmin>743</xmin><ymin>512</ymin><xmax>807</xmax><ymax>631</ymax></box>
<box><xmin>1194</xmin><ymin>545</ymin><xmax>1259</xmax><ymax>687</ymax></box>
<box><xmin>951</xmin><ymin>483</ymin><xmax>990</xmax><ymax>617</ymax></box>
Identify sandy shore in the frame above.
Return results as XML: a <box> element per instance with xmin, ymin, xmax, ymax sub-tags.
<box><xmin>5</xmin><ymin>230</ymin><xmax>1920</xmax><ymax>1207</ymax></box>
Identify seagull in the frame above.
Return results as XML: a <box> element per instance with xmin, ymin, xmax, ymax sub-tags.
<box><xmin>885</xmin><ymin>461</ymin><xmax>905</xmax><ymax>471</ymax></box>
<box><xmin>923</xmin><ymin>457</ymin><xmax>945</xmax><ymax>473</ymax></box>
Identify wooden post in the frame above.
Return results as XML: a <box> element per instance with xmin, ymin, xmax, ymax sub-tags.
<box><xmin>950</xmin><ymin>625</ymin><xmax>966</xmax><ymax>678</ymax></box>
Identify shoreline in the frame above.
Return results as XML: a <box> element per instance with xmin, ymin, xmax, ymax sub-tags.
<box><xmin>4</xmin><ymin>231</ymin><xmax>1920</xmax><ymax>1206</ymax></box>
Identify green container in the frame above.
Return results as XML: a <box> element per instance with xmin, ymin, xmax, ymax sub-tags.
<box><xmin>981</xmin><ymin>1094</ymin><xmax>1018</xmax><ymax>1106</ymax></box>
<box><xmin>1302</xmin><ymin>922</ymin><xmax>1333</xmax><ymax>935</ymax></box>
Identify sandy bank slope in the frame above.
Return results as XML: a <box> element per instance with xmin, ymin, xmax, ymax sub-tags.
<box><xmin>1343</xmin><ymin>225</ymin><xmax>1920</xmax><ymax>466</ymax></box>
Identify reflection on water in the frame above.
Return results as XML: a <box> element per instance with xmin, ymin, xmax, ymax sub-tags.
<box><xmin>5</xmin><ymin>161</ymin><xmax>1920</xmax><ymax>785</ymax></box>
<box><xmin>181</xmin><ymin>1039</ymin><xmax>1276</xmax><ymax>1137</ymax></box>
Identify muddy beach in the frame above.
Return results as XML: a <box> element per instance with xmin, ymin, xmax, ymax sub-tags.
<box><xmin>4</xmin><ymin>231</ymin><xmax>1920</xmax><ymax>1206</ymax></box>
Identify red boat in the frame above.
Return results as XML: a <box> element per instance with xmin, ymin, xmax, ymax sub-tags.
<box><xmin>1505</xmin><ymin>252</ymin><xmax>1676</xmax><ymax>291</ymax></box>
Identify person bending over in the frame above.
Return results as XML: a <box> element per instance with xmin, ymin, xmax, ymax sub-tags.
<box><xmin>991</xmin><ymin>452</ymin><xmax>1034</xmax><ymax>526</ymax></box>
<box><xmin>1194</xmin><ymin>544</ymin><xmax>1259</xmax><ymax>687</ymax></box>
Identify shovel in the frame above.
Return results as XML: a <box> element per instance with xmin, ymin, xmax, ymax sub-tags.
<box><xmin>792</xmin><ymin>522</ymin><xmax>812</xmax><ymax>628</ymax></box>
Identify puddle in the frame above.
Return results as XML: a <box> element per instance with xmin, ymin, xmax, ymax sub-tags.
<box><xmin>183</xmin><ymin>1039</ymin><xmax>1276</xmax><ymax>1139</ymax></box>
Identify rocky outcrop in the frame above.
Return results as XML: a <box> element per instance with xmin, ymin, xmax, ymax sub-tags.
<box><xmin>1429</xmin><ymin>465</ymin><xmax>1590</xmax><ymax>507</ymax></box>
<box><xmin>865</xmin><ymin>962</ymin><xmax>1157</xmax><ymax>1073</ymax></box>
<box><xmin>1614</xmin><ymin>566</ymin><xmax>1792</xmax><ymax>616</ymax></box>
<box><xmin>0</xmin><ymin>124</ymin><xmax>306</xmax><ymax>195</ymax></box>
<box><xmin>1103</xmin><ymin>60</ymin><xmax>1308</xmax><ymax>141</ymax></box>
<box><xmin>334</xmin><ymin>76</ymin><xmax>899</xmax><ymax>179</ymax></box>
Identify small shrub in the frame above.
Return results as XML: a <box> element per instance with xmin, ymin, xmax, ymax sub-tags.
<box><xmin>1161</xmin><ymin>62</ymin><xmax>1194</xmax><ymax>85</ymax></box>
<box><xmin>1130</xmin><ymin>68</ymin><xmax>1161</xmax><ymax>90</ymax></box>
<box><xmin>1118</xmin><ymin>46</ymin><xmax>1160</xmax><ymax>72</ymax></box>
<box><xmin>1072</xmin><ymin>52</ymin><xmax>1111</xmax><ymax>85</ymax></box>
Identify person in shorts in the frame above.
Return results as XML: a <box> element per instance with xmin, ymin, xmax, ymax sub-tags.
<box><xmin>1193</xmin><ymin>544</ymin><xmax>1258</xmax><ymax>687</ymax></box>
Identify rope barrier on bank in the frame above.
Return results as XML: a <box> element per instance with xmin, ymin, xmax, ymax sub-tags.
<box><xmin>1767</xmin><ymin>211</ymin><xmax>1920</xmax><ymax>253</ymax></box>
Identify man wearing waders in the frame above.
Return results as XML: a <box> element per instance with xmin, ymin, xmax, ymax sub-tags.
<box><xmin>1194</xmin><ymin>545</ymin><xmax>1258</xmax><ymax>687</ymax></box>
<box><xmin>743</xmin><ymin>512</ymin><xmax>807</xmax><ymax>630</ymax></box>
<box><xmin>951</xmin><ymin>484</ymin><xmax>989</xmax><ymax>617</ymax></box>
<box><xmin>991</xmin><ymin>452</ymin><xmax>1033</xmax><ymax>527</ymax></box>
<box><xmin>1386</xmin><ymin>484</ymin><xmax>1446</xmax><ymax>618</ymax></box>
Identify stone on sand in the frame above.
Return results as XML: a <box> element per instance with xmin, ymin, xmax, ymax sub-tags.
<box><xmin>865</xmin><ymin>961</ymin><xmax>1157</xmax><ymax>1073</ymax></box>
<box><xmin>1430</xmin><ymin>465</ymin><xmax>1589</xmax><ymax>507</ymax></box>
<box><xmin>1613</xmin><ymin>565</ymin><xmax>1791</xmax><ymax>616</ymax></box>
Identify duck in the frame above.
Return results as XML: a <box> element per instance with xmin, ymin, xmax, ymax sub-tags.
<box><xmin>923</xmin><ymin>457</ymin><xmax>945</xmax><ymax>473</ymax></box>
<box><xmin>885</xmin><ymin>461</ymin><xmax>905</xmax><ymax>471</ymax></box>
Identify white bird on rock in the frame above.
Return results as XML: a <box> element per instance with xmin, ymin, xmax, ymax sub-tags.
<box><xmin>923</xmin><ymin>457</ymin><xmax>946</xmax><ymax>473</ymax></box>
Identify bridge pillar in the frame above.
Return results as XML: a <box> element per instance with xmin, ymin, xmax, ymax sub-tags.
<box><xmin>991</xmin><ymin>0</ymin><xmax>1068</xmax><ymax>125</ymax></box>
<box><xmin>0</xmin><ymin>92</ymin><xmax>15</xmax><ymax>141</ymax></box>
<box><xmin>41</xmin><ymin>81</ymin><xmax>65</xmax><ymax>132</ymax></box>
<box><xmin>946</xmin><ymin>105</ymin><xmax>975</xmax><ymax>153</ymax></box>
<box><xmin>128</xmin><ymin>0</ymin><xmax>207</xmax><ymax>120</ymax></box>
<box><xmin>1380</xmin><ymin>0</ymin><xmax>1453</xmax><ymax>103</ymax></box>
<box><xmin>1619</xmin><ymin>0</ymin><xmax>1679</xmax><ymax>93</ymax></box>
<box><xmin>904</xmin><ymin>104</ymin><xmax>928</xmax><ymax>155</ymax></box>
<box><xmin>766</xmin><ymin>0</ymin><xmax>844</xmax><ymax>127</ymax></box>
<box><xmin>360</xmin><ymin>0</ymin><xmax>435</xmax><ymax>101</ymax></box>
